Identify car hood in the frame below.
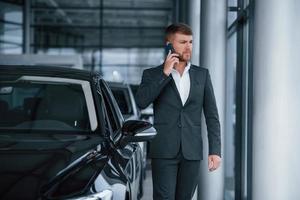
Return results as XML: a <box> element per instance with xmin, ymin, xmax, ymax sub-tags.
<box><xmin>0</xmin><ymin>132</ymin><xmax>108</xmax><ymax>200</ymax></box>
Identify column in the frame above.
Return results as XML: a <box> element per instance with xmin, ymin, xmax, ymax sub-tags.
<box><xmin>198</xmin><ymin>0</ymin><xmax>227</xmax><ymax>199</ymax></box>
<box><xmin>252</xmin><ymin>0</ymin><xmax>300</xmax><ymax>199</ymax></box>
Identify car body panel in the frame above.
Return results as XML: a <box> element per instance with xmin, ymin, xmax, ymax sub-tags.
<box><xmin>108</xmin><ymin>82</ymin><xmax>150</xmax><ymax>197</ymax></box>
<box><xmin>0</xmin><ymin>65</ymin><xmax>152</xmax><ymax>200</ymax></box>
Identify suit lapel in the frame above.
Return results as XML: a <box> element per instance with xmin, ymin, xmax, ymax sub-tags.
<box><xmin>184</xmin><ymin>66</ymin><xmax>196</xmax><ymax>107</ymax></box>
<box><xmin>157</xmin><ymin>65</ymin><xmax>182</xmax><ymax>104</ymax></box>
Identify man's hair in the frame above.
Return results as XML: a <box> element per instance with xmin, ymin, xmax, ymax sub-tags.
<box><xmin>165</xmin><ymin>23</ymin><xmax>193</xmax><ymax>42</ymax></box>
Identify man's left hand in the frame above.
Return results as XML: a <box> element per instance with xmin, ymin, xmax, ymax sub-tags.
<box><xmin>208</xmin><ymin>155</ymin><xmax>221</xmax><ymax>172</ymax></box>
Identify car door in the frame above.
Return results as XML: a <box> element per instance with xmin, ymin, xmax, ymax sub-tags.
<box><xmin>108</xmin><ymin>83</ymin><xmax>147</xmax><ymax>188</ymax></box>
<box><xmin>98</xmin><ymin>80</ymin><xmax>142</xmax><ymax>200</ymax></box>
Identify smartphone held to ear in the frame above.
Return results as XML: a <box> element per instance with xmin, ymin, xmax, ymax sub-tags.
<box><xmin>165</xmin><ymin>43</ymin><xmax>175</xmax><ymax>56</ymax></box>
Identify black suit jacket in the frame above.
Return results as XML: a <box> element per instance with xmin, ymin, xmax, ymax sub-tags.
<box><xmin>136</xmin><ymin>65</ymin><xmax>221</xmax><ymax>160</ymax></box>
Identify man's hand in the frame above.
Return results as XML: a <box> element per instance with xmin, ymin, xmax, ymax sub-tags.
<box><xmin>208</xmin><ymin>155</ymin><xmax>221</xmax><ymax>172</ymax></box>
<box><xmin>163</xmin><ymin>52</ymin><xmax>179</xmax><ymax>76</ymax></box>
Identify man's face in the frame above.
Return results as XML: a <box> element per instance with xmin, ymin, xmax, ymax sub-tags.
<box><xmin>169</xmin><ymin>33</ymin><xmax>193</xmax><ymax>62</ymax></box>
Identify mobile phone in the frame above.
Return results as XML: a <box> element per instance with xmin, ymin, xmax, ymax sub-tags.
<box><xmin>165</xmin><ymin>43</ymin><xmax>176</xmax><ymax>56</ymax></box>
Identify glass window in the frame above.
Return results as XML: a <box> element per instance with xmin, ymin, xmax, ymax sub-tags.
<box><xmin>30</xmin><ymin>0</ymin><xmax>102</xmax><ymax>59</ymax></box>
<box><xmin>101</xmin><ymin>48</ymin><xmax>164</xmax><ymax>84</ymax></box>
<box><xmin>227</xmin><ymin>0</ymin><xmax>238</xmax><ymax>27</ymax></box>
<box><xmin>110</xmin><ymin>87</ymin><xmax>133</xmax><ymax>116</ymax></box>
<box><xmin>0</xmin><ymin>81</ymin><xmax>90</xmax><ymax>131</ymax></box>
<box><xmin>0</xmin><ymin>0</ymin><xmax>24</xmax><ymax>54</ymax></box>
<box><xmin>29</xmin><ymin>0</ymin><xmax>171</xmax><ymax>84</ymax></box>
<box><xmin>226</xmin><ymin>0</ymin><xmax>254</xmax><ymax>199</ymax></box>
<box><xmin>32</xmin><ymin>0</ymin><xmax>101</xmax><ymax>8</ymax></box>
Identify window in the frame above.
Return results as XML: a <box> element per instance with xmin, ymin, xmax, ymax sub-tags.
<box><xmin>110</xmin><ymin>87</ymin><xmax>133</xmax><ymax>116</ymax></box>
<box><xmin>0</xmin><ymin>77</ymin><xmax>93</xmax><ymax>131</ymax></box>
<box><xmin>226</xmin><ymin>0</ymin><xmax>254</xmax><ymax>199</ymax></box>
<box><xmin>99</xmin><ymin>80</ymin><xmax>123</xmax><ymax>137</ymax></box>
<box><xmin>0</xmin><ymin>0</ymin><xmax>24</xmax><ymax>54</ymax></box>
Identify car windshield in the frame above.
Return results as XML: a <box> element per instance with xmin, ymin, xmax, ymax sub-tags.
<box><xmin>0</xmin><ymin>78</ymin><xmax>91</xmax><ymax>131</ymax></box>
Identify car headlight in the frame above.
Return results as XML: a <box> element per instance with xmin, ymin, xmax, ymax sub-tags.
<box><xmin>68</xmin><ymin>189</ymin><xmax>112</xmax><ymax>200</ymax></box>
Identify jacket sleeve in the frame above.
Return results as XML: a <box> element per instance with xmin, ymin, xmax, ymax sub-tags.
<box><xmin>203</xmin><ymin>70</ymin><xmax>221</xmax><ymax>157</ymax></box>
<box><xmin>135</xmin><ymin>67</ymin><xmax>171</xmax><ymax>109</ymax></box>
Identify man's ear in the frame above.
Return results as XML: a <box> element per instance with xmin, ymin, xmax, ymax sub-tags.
<box><xmin>166</xmin><ymin>34</ymin><xmax>174</xmax><ymax>44</ymax></box>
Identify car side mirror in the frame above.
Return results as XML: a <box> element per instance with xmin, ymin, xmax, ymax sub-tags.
<box><xmin>118</xmin><ymin>120</ymin><xmax>156</xmax><ymax>148</ymax></box>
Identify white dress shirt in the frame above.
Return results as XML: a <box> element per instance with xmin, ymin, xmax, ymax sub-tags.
<box><xmin>171</xmin><ymin>62</ymin><xmax>191</xmax><ymax>105</ymax></box>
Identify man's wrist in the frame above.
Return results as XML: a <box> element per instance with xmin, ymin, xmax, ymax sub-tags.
<box><xmin>163</xmin><ymin>70</ymin><xmax>170</xmax><ymax>76</ymax></box>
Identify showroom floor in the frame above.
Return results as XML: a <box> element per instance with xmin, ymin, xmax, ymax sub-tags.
<box><xmin>141</xmin><ymin>161</ymin><xmax>153</xmax><ymax>200</ymax></box>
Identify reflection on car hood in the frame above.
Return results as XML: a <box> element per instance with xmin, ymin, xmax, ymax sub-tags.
<box><xmin>0</xmin><ymin>132</ymin><xmax>107</xmax><ymax>199</ymax></box>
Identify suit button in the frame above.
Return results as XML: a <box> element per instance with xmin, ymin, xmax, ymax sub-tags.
<box><xmin>178</xmin><ymin>124</ymin><xmax>182</xmax><ymax>128</ymax></box>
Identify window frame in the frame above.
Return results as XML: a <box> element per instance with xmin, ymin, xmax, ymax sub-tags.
<box><xmin>99</xmin><ymin>80</ymin><xmax>124</xmax><ymax>140</ymax></box>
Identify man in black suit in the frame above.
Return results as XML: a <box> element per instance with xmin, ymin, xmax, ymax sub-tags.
<box><xmin>136</xmin><ymin>23</ymin><xmax>221</xmax><ymax>200</ymax></box>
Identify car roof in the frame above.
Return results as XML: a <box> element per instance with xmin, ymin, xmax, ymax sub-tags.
<box><xmin>0</xmin><ymin>65</ymin><xmax>102</xmax><ymax>81</ymax></box>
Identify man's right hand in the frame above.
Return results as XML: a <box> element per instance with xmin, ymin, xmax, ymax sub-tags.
<box><xmin>163</xmin><ymin>52</ymin><xmax>179</xmax><ymax>76</ymax></box>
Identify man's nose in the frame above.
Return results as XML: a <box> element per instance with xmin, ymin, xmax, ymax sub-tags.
<box><xmin>186</xmin><ymin>43</ymin><xmax>192</xmax><ymax>50</ymax></box>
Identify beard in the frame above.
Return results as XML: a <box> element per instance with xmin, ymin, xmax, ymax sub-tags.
<box><xmin>178</xmin><ymin>52</ymin><xmax>191</xmax><ymax>62</ymax></box>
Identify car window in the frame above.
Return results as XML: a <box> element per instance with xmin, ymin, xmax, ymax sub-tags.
<box><xmin>110</xmin><ymin>87</ymin><xmax>133</xmax><ymax>115</ymax></box>
<box><xmin>0</xmin><ymin>78</ymin><xmax>93</xmax><ymax>131</ymax></box>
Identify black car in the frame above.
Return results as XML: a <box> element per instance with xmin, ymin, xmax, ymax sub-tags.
<box><xmin>0</xmin><ymin>65</ymin><xmax>156</xmax><ymax>200</ymax></box>
<box><xmin>108</xmin><ymin>82</ymin><xmax>140</xmax><ymax>120</ymax></box>
<box><xmin>107</xmin><ymin>82</ymin><xmax>148</xmax><ymax>196</ymax></box>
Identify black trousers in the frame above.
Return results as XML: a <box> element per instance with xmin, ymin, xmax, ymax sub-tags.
<box><xmin>151</xmin><ymin>151</ymin><xmax>201</xmax><ymax>200</ymax></box>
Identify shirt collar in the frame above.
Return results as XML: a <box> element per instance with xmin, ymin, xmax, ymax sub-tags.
<box><xmin>184</xmin><ymin>62</ymin><xmax>191</xmax><ymax>73</ymax></box>
<box><xmin>171</xmin><ymin>62</ymin><xmax>191</xmax><ymax>74</ymax></box>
